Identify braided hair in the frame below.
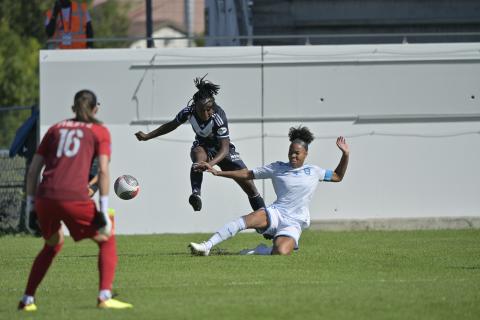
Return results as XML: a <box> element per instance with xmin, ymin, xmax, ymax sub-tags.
<box><xmin>288</xmin><ymin>126</ymin><xmax>314</xmax><ymax>150</ymax></box>
<box><xmin>192</xmin><ymin>75</ymin><xmax>220</xmax><ymax>106</ymax></box>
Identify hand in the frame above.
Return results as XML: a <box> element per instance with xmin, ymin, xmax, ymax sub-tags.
<box><xmin>135</xmin><ymin>131</ymin><xmax>149</xmax><ymax>141</ymax></box>
<box><xmin>336</xmin><ymin>136</ymin><xmax>349</xmax><ymax>155</ymax></box>
<box><xmin>27</xmin><ymin>210</ymin><xmax>41</xmax><ymax>236</ymax></box>
<box><xmin>193</xmin><ymin>161</ymin><xmax>211</xmax><ymax>172</ymax></box>
<box><xmin>195</xmin><ymin>162</ymin><xmax>219</xmax><ymax>175</ymax></box>
<box><xmin>25</xmin><ymin>196</ymin><xmax>41</xmax><ymax>236</ymax></box>
<box><xmin>94</xmin><ymin>210</ymin><xmax>112</xmax><ymax>237</ymax></box>
<box><xmin>88</xmin><ymin>184</ymin><xmax>98</xmax><ymax>197</ymax></box>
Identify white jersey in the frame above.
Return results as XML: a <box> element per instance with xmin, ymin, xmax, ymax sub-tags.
<box><xmin>252</xmin><ymin>161</ymin><xmax>332</xmax><ymax>225</ymax></box>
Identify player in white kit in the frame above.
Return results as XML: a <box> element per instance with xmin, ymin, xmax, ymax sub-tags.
<box><xmin>189</xmin><ymin>126</ymin><xmax>350</xmax><ymax>256</ymax></box>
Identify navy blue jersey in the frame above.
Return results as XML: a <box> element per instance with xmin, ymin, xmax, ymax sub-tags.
<box><xmin>175</xmin><ymin>104</ymin><xmax>229</xmax><ymax>147</ymax></box>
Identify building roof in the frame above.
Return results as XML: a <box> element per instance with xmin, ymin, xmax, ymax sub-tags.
<box><xmin>94</xmin><ymin>0</ymin><xmax>205</xmax><ymax>38</ymax></box>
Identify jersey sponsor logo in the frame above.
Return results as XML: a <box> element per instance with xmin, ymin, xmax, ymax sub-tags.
<box><xmin>217</xmin><ymin>127</ymin><xmax>228</xmax><ymax>136</ymax></box>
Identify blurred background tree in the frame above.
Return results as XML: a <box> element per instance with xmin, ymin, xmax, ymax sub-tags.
<box><xmin>0</xmin><ymin>0</ymin><xmax>49</xmax><ymax>149</ymax></box>
<box><xmin>91</xmin><ymin>0</ymin><xmax>131</xmax><ymax>49</ymax></box>
<box><xmin>0</xmin><ymin>0</ymin><xmax>130</xmax><ymax>149</ymax></box>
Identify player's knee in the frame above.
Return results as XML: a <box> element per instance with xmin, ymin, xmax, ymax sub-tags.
<box><xmin>93</xmin><ymin>234</ymin><xmax>110</xmax><ymax>243</ymax></box>
<box><xmin>96</xmin><ymin>231</ymin><xmax>117</xmax><ymax>243</ymax></box>
<box><xmin>272</xmin><ymin>237</ymin><xmax>295</xmax><ymax>255</ymax></box>
<box><xmin>191</xmin><ymin>147</ymin><xmax>207</xmax><ymax>161</ymax></box>
<box><xmin>43</xmin><ymin>241</ymin><xmax>63</xmax><ymax>256</ymax></box>
<box><xmin>45</xmin><ymin>230</ymin><xmax>64</xmax><ymax>247</ymax></box>
<box><xmin>272</xmin><ymin>245</ymin><xmax>293</xmax><ymax>256</ymax></box>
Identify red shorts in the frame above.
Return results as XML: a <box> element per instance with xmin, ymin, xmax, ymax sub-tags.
<box><xmin>36</xmin><ymin>198</ymin><xmax>114</xmax><ymax>241</ymax></box>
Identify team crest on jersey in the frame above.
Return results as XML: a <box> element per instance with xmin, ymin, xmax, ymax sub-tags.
<box><xmin>217</xmin><ymin>127</ymin><xmax>227</xmax><ymax>135</ymax></box>
<box><xmin>304</xmin><ymin>168</ymin><xmax>311</xmax><ymax>175</ymax></box>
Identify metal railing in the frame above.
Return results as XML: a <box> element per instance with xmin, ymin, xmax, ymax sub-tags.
<box><xmin>45</xmin><ymin>31</ymin><xmax>480</xmax><ymax>48</ymax></box>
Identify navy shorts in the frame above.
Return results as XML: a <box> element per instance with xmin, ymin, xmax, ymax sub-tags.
<box><xmin>191</xmin><ymin>141</ymin><xmax>247</xmax><ymax>171</ymax></box>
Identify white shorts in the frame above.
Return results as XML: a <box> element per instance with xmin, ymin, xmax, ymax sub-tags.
<box><xmin>260</xmin><ymin>206</ymin><xmax>306</xmax><ymax>248</ymax></box>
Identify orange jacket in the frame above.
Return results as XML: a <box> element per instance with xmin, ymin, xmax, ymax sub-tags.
<box><xmin>46</xmin><ymin>1</ymin><xmax>89</xmax><ymax>49</ymax></box>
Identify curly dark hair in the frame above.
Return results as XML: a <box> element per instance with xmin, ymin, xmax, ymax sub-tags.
<box><xmin>192</xmin><ymin>75</ymin><xmax>220</xmax><ymax>105</ymax></box>
<box><xmin>288</xmin><ymin>126</ymin><xmax>314</xmax><ymax>149</ymax></box>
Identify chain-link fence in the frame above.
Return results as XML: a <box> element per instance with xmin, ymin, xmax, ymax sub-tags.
<box><xmin>0</xmin><ymin>106</ymin><xmax>37</xmax><ymax>235</ymax></box>
<box><xmin>0</xmin><ymin>150</ymin><xmax>27</xmax><ymax>234</ymax></box>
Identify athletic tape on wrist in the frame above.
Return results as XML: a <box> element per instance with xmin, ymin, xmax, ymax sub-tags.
<box><xmin>99</xmin><ymin>196</ymin><xmax>109</xmax><ymax>213</ymax></box>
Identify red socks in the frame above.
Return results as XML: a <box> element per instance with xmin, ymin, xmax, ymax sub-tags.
<box><xmin>24</xmin><ymin>233</ymin><xmax>117</xmax><ymax>296</ymax></box>
<box><xmin>25</xmin><ymin>243</ymin><xmax>63</xmax><ymax>296</ymax></box>
<box><xmin>97</xmin><ymin>234</ymin><xmax>118</xmax><ymax>291</ymax></box>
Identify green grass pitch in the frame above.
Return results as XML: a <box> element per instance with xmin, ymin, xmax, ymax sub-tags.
<box><xmin>1</xmin><ymin>229</ymin><xmax>479</xmax><ymax>319</ymax></box>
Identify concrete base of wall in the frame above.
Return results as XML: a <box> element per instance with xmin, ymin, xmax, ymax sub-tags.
<box><xmin>310</xmin><ymin>216</ymin><xmax>480</xmax><ymax>231</ymax></box>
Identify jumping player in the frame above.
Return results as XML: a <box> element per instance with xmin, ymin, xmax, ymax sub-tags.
<box><xmin>135</xmin><ymin>76</ymin><xmax>265</xmax><ymax>212</ymax></box>
<box><xmin>18</xmin><ymin>90</ymin><xmax>132</xmax><ymax>311</ymax></box>
<box><xmin>189</xmin><ymin>126</ymin><xmax>349</xmax><ymax>256</ymax></box>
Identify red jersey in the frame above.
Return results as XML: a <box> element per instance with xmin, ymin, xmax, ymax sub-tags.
<box><xmin>36</xmin><ymin>119</ymin><xmax>111</xmax><ymax>201</ymax></box>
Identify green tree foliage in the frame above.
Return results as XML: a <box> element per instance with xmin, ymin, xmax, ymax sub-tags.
<box><xmin>0</xmin><ymin>0</ymin><xmax>131</xmax><ymax>149</ymax></box>
<box><xmin>0</xmin><ymin>0</ymin><xmax>48</xmax><ymax>149</ymax></box>
<box><xmin>91</xmin><ymin>0</ymin><xmax>131</xmax><ymax>48</ymax></box>
<box><xmin>0</xmin><ymin>21</ymin><xmax>41</xmax><ymax>107</ymax></box>
<box><xmin>0</xmin><ymin>0</ymin><xmax>50</xmax><ymax>42</ymax></box>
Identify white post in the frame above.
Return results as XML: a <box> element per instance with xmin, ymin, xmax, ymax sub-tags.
<box><xmin>185</xmin><ymin>0</ymin><xmax>195</xmax><ymax>47</ymax></box>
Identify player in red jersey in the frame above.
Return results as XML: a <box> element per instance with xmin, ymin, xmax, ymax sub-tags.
<box><xmin>18</xmin><ymin>90</ymin><xmax>132</xmax><ymax>311</ymax></box>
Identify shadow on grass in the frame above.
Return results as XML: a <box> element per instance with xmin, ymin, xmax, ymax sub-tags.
<box><xmin>54</xmin><ymin>250</ymin><xmax>238</xmax><ymax>259</ymax></box>
<box><xmin>447</xmin><ymin>265</ymin><xmax>480</xmax><ymax>270</ymax></box>
<box><xmin>13</xmin><ymin>248</ymin><xmax>239</xmax><ymax>260</ymax></box>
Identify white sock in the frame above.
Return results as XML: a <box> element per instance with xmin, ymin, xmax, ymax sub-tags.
<box><xmin>254</xmin><ymin>244</ymin><xmax>272</xmax><ymax>255</ymax></box>
<box><xmin>205</xmin><ymin>217</ymin><xmax>246</xmax><ymax>250</ymax></box>
<box><xmin>22</xmin><ymin>295</ymin><xmax>34</xmax><ymax>305</ymax></box>
<box><xmin>99</xmin><ymin>289</ymin><xmax>112</xmax><ymax>301</ymax></box>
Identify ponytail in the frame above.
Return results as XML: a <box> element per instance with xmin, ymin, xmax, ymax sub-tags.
<box><xmin>73</xmin><ymin>89</ymin><xmax>101</xmax><ymax>124</ymax></box>
<box><xmin>192</xmin><ymin>75</ymin><xmax>220</xmax><ymax>105</ymax></box>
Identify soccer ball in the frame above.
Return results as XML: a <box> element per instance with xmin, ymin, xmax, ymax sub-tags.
<box><xmin>114</xmin><ymin>175</ymin><xmax>140</xmax><ymax>200</ymax></box>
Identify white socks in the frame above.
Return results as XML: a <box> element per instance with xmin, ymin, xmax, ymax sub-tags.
<box><xmin>99</xmin><ymin>289</ymin><xmax>112</xmax><ymax>301</ymax></box>
<box><xmin>22</xmin><ymin>295</ymin><xmax>35</xmax><ymax>305</ymax></box>
<box><xmin>22</xmin><ymin>291</ymin><xmax>113</xmax><ymax>304</ymax></box>
<box><xmin>205</xmin><ymin>217</ymin><xmax>246</xmax><ymax>250</ymax></box>
<box><xmin>202</xmin><ymin>218</ymin><xmax>273</xmax><ymax>255</ymax></box>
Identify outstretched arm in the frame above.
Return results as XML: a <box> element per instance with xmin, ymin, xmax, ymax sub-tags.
<box><xmin>135</xmin><ymin>120</ymin><xmax>181</xmax><ymax>141</ymax></box>
<box><xmin>199</xmin><ymin>162</ymin><xmax>254</xmax><ymax>180</ymax></box>
<box><xmin>207</xmin><ymin>138</ymin><xmax>229</xmax><ymax>167</ymax></box>
<box><xmin>330</xmin><ymin>136</ymin><xmax>349</xmax><ymax>182</ymax></box>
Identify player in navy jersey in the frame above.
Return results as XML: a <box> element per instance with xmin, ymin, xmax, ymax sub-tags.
<box><xmin>189</xmin><ymin>126</ymin><xmax>350</xmax><ymax>256</ymax></box>
<box><xmin>135</xmin><ymin>76</ymin><xmax>265</xmax><ymax>212</ymax></box>
<box><xmin>18</xmin><ymin>90</ymin><xmax>132</xmax><ymax>311</ymax></box>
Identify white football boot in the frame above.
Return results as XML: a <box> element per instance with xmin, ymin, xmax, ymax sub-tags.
<box><xmin>189</xmin><ymin>242</ymin><xmax>210</xmax><ymax>256</ymax></box>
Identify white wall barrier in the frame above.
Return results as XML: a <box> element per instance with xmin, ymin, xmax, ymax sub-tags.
<box><xmin>39</xmin><ymin>43</ymin><xmax>480</xmax><ymax>234</ymax></box>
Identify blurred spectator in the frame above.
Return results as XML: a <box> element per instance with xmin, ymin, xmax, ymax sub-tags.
<box><xmin>45</xmin><ymin>0</ymin><xmax>93</xmax><ymax>49</ymax></box>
